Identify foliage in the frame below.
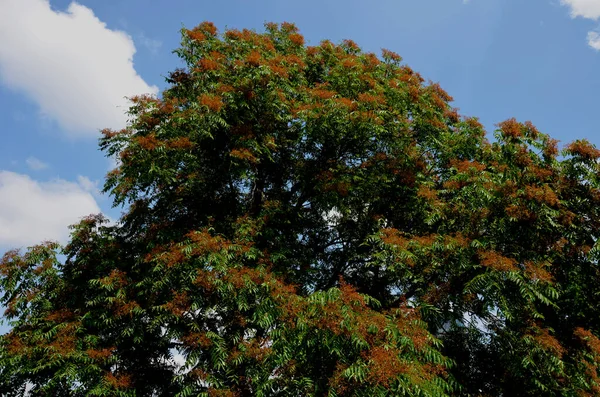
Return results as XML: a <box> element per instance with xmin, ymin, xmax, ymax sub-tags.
<box><xmin>1</xmin><ymin>22</ymin><xmax>600</xmax><ymax>396</ymax></box>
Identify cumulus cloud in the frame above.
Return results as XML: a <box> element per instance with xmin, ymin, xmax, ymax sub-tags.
<box><xmin>0</xmin><ymin>0</ymin><xmax>158</xmax><ymax>136</ymax></box>
<box><xmin>560</xmin><ymin>0</ymin><xmax>600</xmax><ymax>50</ymax></box>
<box><xmin>76</xmin><ymin>175</ymin><xmax>101</xmax><ymax>196</ymax></box>
<box><xmin>587</xmin><ymin>31</ymin><xmax>600</xmax><ymax>49</ymax></box>
<box><xmin>561</xmin><ymin>0</ymin><xmax>600</xmax><ymax>20</ymax></box>
<box><xmin>25</xmin><ymin>156</ymin><xmax>49</xmax><ymax>171</ymax></box>
<box><xmin>0</xmin><ymin>171</ymin><xmax>101</xmax><ymax>248</ymax></box>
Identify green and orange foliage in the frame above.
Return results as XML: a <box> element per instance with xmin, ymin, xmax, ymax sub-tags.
<box><xmin>3</xmin><ymin>21</ymin><xmax>600</xmax><ymax>396</ymax></box>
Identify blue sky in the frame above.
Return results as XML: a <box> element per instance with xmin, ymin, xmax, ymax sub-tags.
<box><xmin>0</xmin><ymin>0</ymin><xmax>599</xmax><ymax>252</ymax></box>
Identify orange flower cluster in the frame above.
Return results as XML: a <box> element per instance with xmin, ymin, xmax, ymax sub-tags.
<box><xmin>285</xmin><ymin>54</ymin><xmax>305</xmax><ymax>68</ymax></box>
<box><xmin>182</xmin><ymin>332</ymin><xmax>213</xmax><ymax>349</ymax></box>
<box><xmin>449</xmin><ymin>233</ymin><xmax>470</xmax><ymax>248</ymax></box>
<box><xmin>331</xmin><ymin>98</ymin><xmax>355</xmax><ymax>112</ymax></box>
<box><xmin>186</xmin><ymin>230</ymin><xmax>229</xmax><ymax>256</ymax></box>
<box><xmin>288</xmin><ymin>33</ymin><xmax>305</xmax><ymax>46</ymax></box>
<box><xmin>505</xmin><ymin>204</ymin><xmax>534</xmax><ymax>221</ymax></box>
<box><xmin>478</xmin><ymin>250</ymin><xmax>517</xmax><ymax>272</ymax></box>
<box><xmin>363</xmin><ymin>53</ymin><xmax>381</xmax><ymax>69</ymax></box>
<box><xmin>197</xmin><ymin>21</ymin><xmax>218</xmax><ymax>36</ymax></box>
<box><xmin>105</xmin><ymin>372</ymin><xmax>132</xmax><ymax>389</ymax></box>
<box><xmin>197</xmin><ymin>57</ymin><xmax>220</xmax><ymax>71</ymax></box>
<box><xmin>524</xmin><ymin>260</ymin><xmax>554</xmax><ymax>283</ymax></box>
<box><xmin>428</xmin><ymin>83</ymin><xmax>453</xmax><ymax>102</ymax></box>
<box><xmin>342</xmin><ymin>57</ymin><xmax>359</xmax><ymax>69</ymax></box>
<box><xmin>451</xmin><ymin>159</ymin><xmax>486</xmax><ymax>174</ymax></box>
<box><xmin>465</xmin><ymin>116</ymin><xmax>484</xmax><ymax>131</ymax></box>
<box><xmin>157</xmin><ymin>245</ymin><xmax>185</xmax><ymax>268</ymax></box>
<box><xmin>574</xmin><ymin>327</ymin><xmax>600</xmax><ymax>355</ymax></box>
<box><xmin>99</xmin><ymin>269</ymin><xmax>128</xmax><ymax>289</ymax></box>
<box><xmin>363</xmin><ymin>346</ymin><xmax>407</xmax><ymax>387</ymax></box>
<box><xmin>396</xmin><ymin>66</ymin><xmax>424</xmax><ymax>83</ymax></box>
<box><xmin>543</xmin><ymin>138</ymin><xmax>559</xmax><ymax>158</ymax></box>
<box><xmin>442</xmin><ymin>180</ymin><xmax>465</xmax><ymax>190</ymax></box>
<box><xmin>186</xmin><ymin>29</ymin><xmax>205</xmax><ymax>42</ymax></box>
<box><xmin>380</xmin><ymin>228</ymin><xmax>409</xmax><ymax>249</ymax></box>
<box><xmin>417</xmin><ymin>185</ymin><xmax>438</xmax><ymax>201</ymax></box>
<box><xmin>239</xmin><ymin>339</ymin><xmax>272</xmax><ymax>362</ymax></box>
<box><xmin>269</xmin><ymin>63</ymin><xmax>288</xmax><ymax>78</ymax></box>
<box><xmin>515</xmin><ymin>147</ymin><xmax>534</xmax><ymax>167</ymax></box>
<box><xmin>5</xmin><ymin>332</ymin><xmax>28</xmax><ymax>356</ymax></box>
<box><xmin>226</xmin><ymin>28</ymin><xmax>275</xmax><ymax>51</ymax></box>
<box><xmin>113</xmin><ymin>300</ymin><xmax>140</xmax><ymax>318</ymax></box>
<box><xmin>311</xmin><ymin>88</ymin><xmax>336</xmax><ymax>100</ymax></box>
<box><xmin>48</xmin><ymin>323</ymin><xmax>78</xmax><ymax>355</ymax></box>
<box><xmin>531</xmin><ymin>326</ymin><xmax>565</xmax><ymax>357</ymax></box>
<box><xmin>207</xmin><ymin>388</ymin><xmax>238</xmax><ymax>397</ymax></box>
<box><xmin>216</xmin><ymin>84</ymin><xmax>234</xmax><ymax>94</ymax></box>
<box><xmin>427</xmin><ymin>117</ymin><xmax>447</xmax><ymax>130</ymax></box>
<box><xmin>101</xmin><ymin>128</ymin><xmax>128</xmax><ymax>139</ymax></box>
<box><xmin>444</xmin><ymin>108</ymin><xmax>460</xmax><ymax>123</ymax></box>
<box><xmin>524</xmin><ymin>184</ymin><xmax>559</xmax><ymax>207</ymax></box>
<box><xmin>281</xmin><ymin>21</ymin><xmax>299</xmax><ymax>33</ymax></box>
<box><xmin>246</xmin><ymin>50</ymin><xmax>262</xmax><ymax>67</ymax></box>
<box><xmin>190</xmin><ymin>368</ymin><xmax>210</xmax><ymax>380</ymax></box>
<box><xmin>87</xmin><ymin>347</ymin><xmax>114</xmax><ymax>361</ymax></box>
<box><xmin>558</xmin><ymin>209</ymin><xmax>576</xmax><ymax>227</ymax></box>
<box><xmin>523</xmin><ymin>120</ymin><xmax>540</xmax><ymax>140</ymax></box>
<box><xmin>167</xmin><ymin>137</ymin><xmax>194</xmax><ymax>150</ymax></box>
<box><xmin>423</xmin><ymin>282</ymin><xmax>452</xmax><ymax>305</ymax></box>
<box><xmin>199</xmin><ymin>94</ymin><xmax>224</xmax><ymax>112</ymax></box>
<box><xmin>164</xmin><ymin>291</ymin><xmax>191</xmax><ymax>317</ymax></box>
<box><xmin>45</xmin><ymin>308</ymin><xmax>75</xmax><ymax>323</ymax></box>
<box><xmin>381</xmin><ymin>48</ymin><xmax>402</xmax><ymax>62</ymax></box>
<box><xmin>498</xmin><ymin>118</ymin><xmax>522</xmax><ymax>139</ymax></box>
<box><xmin>358</xmin><ymin>92</ymin><xmax>385</xmax><ymax>105</ymax></box>
<box><xmin>412</xmin><ymin>234</ymin><xmax>438</xmax><ymax>247</ymax></box>
<box><xmin>230</xmin><ymin>148</ymin><xmax>258</xmax><ymax>163</ymax></box>
<box><xmin>527</xmin><ymin>165</ymin><xmax>554</xmax><ymax>181</ymax></box>
<box><xmin>136</xmin><ymin>133</ymin><xmax>161</xmax><ymax>151</ymax></box>
<box><xmin>429</xmin><ymin>92</ymin><xmax>447</xmax><ymax>110</ymax></box>
<box><xmin>392</xmin><ymin>308</ymin><xmax>431</xmax><ymax>351</ymax></box>
<box><xmin>226</xmin><ymin>267</ymin><xmax>264</xmax><ymax>289</ymax></box>
<box><xmin>566</xmin><ymin>139</ymin><xmax>600</xmax><ymax>161</ymax></box>
<box><xmin>408</xmin><ymin>85</ymin><xmax>420</xmax><ymax>101</ymax></box>
<box><xmin>342</xmin><ymin>39</ymin><xmax>360</xmax><ymax>51</ymax></box>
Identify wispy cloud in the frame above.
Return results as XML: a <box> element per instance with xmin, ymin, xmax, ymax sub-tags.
<box><xmin>138</xmin><ymin>33</ymin><xmax>163</xmax><ymax>55</ymax></box>
<box><xmin>25</xmin><ymin>156</ymin><xmax>49</xmax><ymax>171</ymax></box>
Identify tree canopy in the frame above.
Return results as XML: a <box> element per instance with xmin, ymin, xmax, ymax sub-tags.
<box><xmin>1</xmin><ymin>22</ymin><xmax>600</xmax><ymax>396</ymax></box>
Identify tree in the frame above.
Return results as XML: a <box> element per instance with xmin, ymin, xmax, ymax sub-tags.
<box><xmin>1</xmin><ymin>21</ymin><xmax>600</xmax><ymax>396</ymax></box>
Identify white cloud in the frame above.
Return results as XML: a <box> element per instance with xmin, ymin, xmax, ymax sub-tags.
<box><xmin>0</xmin><ymin>171</ymin><xmax>101</xmax><ymax>248</ymax></box>
<box><xmin>588</xmin><ymin>30</ymin><xmax>600</xmax><ymax>49</ymax></box>
<box><xmin>561</xmin><ymin>0</ymin><xmax>600</xmax><ymax>20</ymax></box>
<box><xmin>0</xmin><ymin>0</ymin><xmax>158</xmax><ymax>136</ymax></box>
<box><xmin>25</xmin><ymin>156</ymin><xmax>49</xmax><ymax>171</ymax></box>
<box><xmin>76</xmin><ymin>175</ymin><xmax>100</xmax><ymax>196</ymax></box>
<box><xmin>560</xmin><ymin>0</ymin><xmax>600</xmax><ymax>50</ymax></box>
